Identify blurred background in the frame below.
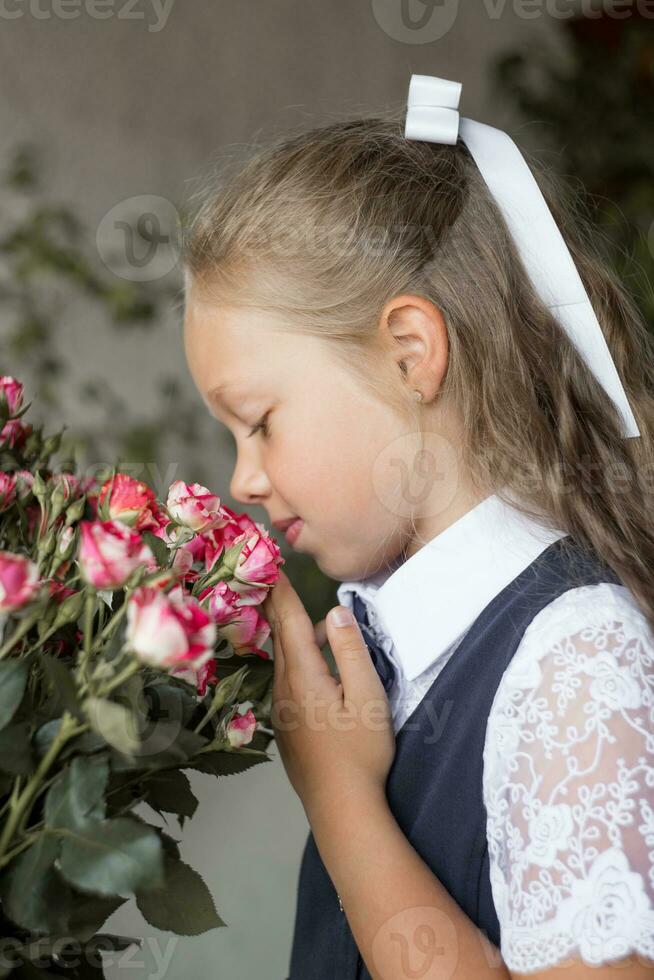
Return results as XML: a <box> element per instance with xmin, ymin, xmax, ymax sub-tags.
<box><xmin>0</xmin><ymin>2</ymin><xmax>651</xmax><ymax>976</ymax></box>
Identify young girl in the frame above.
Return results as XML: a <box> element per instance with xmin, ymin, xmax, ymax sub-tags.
<box><xmin>180</xmin><ymin>74</ymin><xmax>654</xmax><ymax>980</ymax></box>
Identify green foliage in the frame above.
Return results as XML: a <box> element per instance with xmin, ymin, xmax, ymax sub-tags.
<box><xmin>0</xmin><ymin>385</ymin><xmax>277</xmax><ymax>977</ymax></box>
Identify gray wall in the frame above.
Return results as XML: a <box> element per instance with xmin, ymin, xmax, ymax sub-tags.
<box><xmin>0</xmin><ymin>2</ymin><xmax>574</xmax><ymax>977</ymax></box>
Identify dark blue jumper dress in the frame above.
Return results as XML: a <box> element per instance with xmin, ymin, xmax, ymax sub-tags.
<box><xmin>287</xmin><ymin>534</ymin><xmax>624</xmax><ymax>979</ymax></box>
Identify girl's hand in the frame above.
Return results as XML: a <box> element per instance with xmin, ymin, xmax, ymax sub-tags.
<box><xmin>262</xmin><ymin>570</ymin><xmax>395</xmax><ymax>818</ymax></box>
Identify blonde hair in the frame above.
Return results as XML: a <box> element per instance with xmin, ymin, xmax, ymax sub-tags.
<box><xmin>182</xmin><ymin>109</ymin><xmax>654</xmax><ymax>632</ymax></box>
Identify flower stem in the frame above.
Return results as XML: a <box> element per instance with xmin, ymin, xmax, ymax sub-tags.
<box><xmin>0</xmin><ymin>711</ymin><xmax>81</xmax><ymax>865</ymax></box>
<box><xmin>0</xmin><ymin>829</ymin><xmax>44</xmax><ymax>870</ymax></box>
<box><xmin>97</xmin><ymin>658</ymin><xmax>141</xmax><ymax>699</ymax></box>
<box><xmin>77</xmin><ymin>589</ymin><xmax>96</xmax><ymax>686</ymax></box>
<box><xmin>91</xmin><ymin>599</ymin><xmax>127</xmax><ymax>651</ymax></box>
<box><xmin>0</xmin><ymin>611</ymin><xmax>41</xmax><ymax>660</ymax></box>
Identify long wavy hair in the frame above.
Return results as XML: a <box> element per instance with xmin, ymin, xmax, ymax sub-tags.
<box><xmin>181</xmin><ymin>108</ymin><xmax>654</xmax><ymax>633</ymax></box>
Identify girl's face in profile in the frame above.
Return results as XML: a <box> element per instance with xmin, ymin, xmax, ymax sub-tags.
<box><xmin>183</xmin><ymin>290</ymin><xmax>415</xmax><ymax>582</ymax></box>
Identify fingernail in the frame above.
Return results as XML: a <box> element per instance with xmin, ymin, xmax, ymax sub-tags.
<box><xmin>329</xmin><ymin>606</ymin><xmax>355</xmax><ymax>628</ymax></box>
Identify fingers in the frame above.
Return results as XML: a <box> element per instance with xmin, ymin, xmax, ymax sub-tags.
<box><xmin>314</xmin><ymin>618</ymin><xmax>327</xmax><ymax>648</ymax></box>
<box><xmin>325</xmin><ymin>606</ymin><xmax>386</xmax><ymax>702</ymax></box>
<box><xmin>264</xmin><ymin>570</ymin><xmax>330</xmax><ymax>681</ymax></box>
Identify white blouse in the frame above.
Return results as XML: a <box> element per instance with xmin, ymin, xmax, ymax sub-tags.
<box><xmin>336</xmin><ymin>493</ymin><xmax>654</xmax><ymax>974</ymax></box>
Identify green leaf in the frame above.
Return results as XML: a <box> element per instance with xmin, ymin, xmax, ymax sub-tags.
<box><xmin>142</xmin><ymin>770</ymin><xmax>198</xmax><ymax>819</ymax></box>
<box><xmin>33</xmin><ymin>718</ymin><xmax>64</xmax><ymax>758</ymax></box>
<box><xmin>34</xmin><ymin>723</ymin><xmax>107</xmax><ymax>763</ymax></box>
<box><xmin>143</xmin><ymin>681</ymin><xmax>200</xmax><ymax>728</ymax></box>
<box><xmin>140</xmin><ymin>530</ymin><xmax>169</xmax><ymax>568</ymax></box>
<box><xmin>39</xmin><ymin>653</ymin><xmax>84</xmax><ymax>722</ymax></box>
<box><xmin>125</xmin><ymin>811</ymin><xmax>181</xmax><ymax>859</ymax></box>
<box><xmin>185</xmin><ymin>749</ymin><xmax>270</xmax><ymax>777</ymax></box>
<box><xmin>0</xmin><ymin>720</ymin><xmax>34</xmax><ymax>775</ymax></box>
<box><xmin>69</xmin><ymin>730</ymin><xmax>108</xmax><ymax>755</ymax></box>
<box><xmin>45</xmin><ymin>755</ymin><xmax>109</xmax><ymax>831</ymax></box>
<box><xmin>0</xmin><ymin>834</ymin><xmax>71</xmax><ymax>935</ymax></box>
<box><xmin>58</xmin><ymin>817</ymin><xmax>164</xmax><ymax>897</ymax></box>
<box><xmin>66</xmin><ymin>893</ymin><xmax>128</xmax><ymax>943</ymax></box>
<box><xmin>0</xmin><ymin>660</ymin><xmax>29</xmax><ymax>732</ymax></box>
<box><xmin>110</xmin><ymin>724</ymin><xmax>208</xmax><ymax>771</ymax></box>
<box><xmin>82</xmin><ymin>697</ymin><xmax>141</xmax><ymax>756</ymax></box>
<box><xmin>135</xmin><ymin>856</ymin><xmax>225</xmax><ymax>934</ymax></box>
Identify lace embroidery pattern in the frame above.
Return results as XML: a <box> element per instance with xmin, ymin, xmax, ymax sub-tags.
<box><xmin>483</xmin><ymin>583</ymin><xmax>654</xmax><ymax>971</ymax></box>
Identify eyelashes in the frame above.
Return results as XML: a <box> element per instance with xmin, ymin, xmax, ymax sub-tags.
<box><xmin>247</xmin><ymin>411</ymin><xmax>271</xmax><ymax>439</ymax></box>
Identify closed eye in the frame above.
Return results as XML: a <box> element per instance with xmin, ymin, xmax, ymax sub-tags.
<box><xmin>247</xmin><ymin>411</ymin><xmax>271</xmax><ymax>439</ymax></box>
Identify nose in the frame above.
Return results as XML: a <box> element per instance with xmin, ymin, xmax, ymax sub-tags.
<box><xmin>229</xmin><ymin>447</ymin><xmax>271</xmax><ymax>506</ymax></box>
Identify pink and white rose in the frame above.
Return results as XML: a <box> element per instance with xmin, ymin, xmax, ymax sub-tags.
<box><xmin>202</xmin><ymin>507</ymin><xmax>260</xmax><ymax>573</ymax></box>
<box><xmin>226</xmin><ymin>708</ymin><xmax>257</xmax><ymax>748</ymax></box>
<box><xmin>228</xmin><ymin>529</ymin><xmax>284</xmax><ymax>599</ymax></box>
<box><xmin>166</xmin><ymin>480</ymin><xmax>230</xmax><ymax>533</ymax></box>
<box><xmin>0</xmin><ymin>473</ymin><xmax>17</xmax><ymax>512</ymax></box>
<box><xmin>125</xmin><ymin>584</ymin><xmax>217</xmax><ymax>670</ymax></box>
<box><xmin>0</xmin><ymin>419</ymin><xmax>31</xmax><ymax>451</ymax></box>
<box><xmin>78</xmin><ymin>519</ymin><xmax>156</xmax><ymax>589</ymax></box>
<box><xmin>98</xmin><ymin>473</ymin><xmax>161</xmax><ymax>531</ymax></box>
<box><xmin>0</xmin><ymin>551</ymin><xmax>41</xmax><ymax>611</ymax></box>
<box><xmin>216</xmin><ymin>601</ymin><xmax>271</xmax><ymax>659</ymax></box>
<box><xmin>0</xmin><ymin>376</ymin><xmax>24</xmax><ymax>417</ymax></box>
<box><xmin>170</xmin><ymin>656</ymin><xmax>219</xmax><ymax>697</ymax></box>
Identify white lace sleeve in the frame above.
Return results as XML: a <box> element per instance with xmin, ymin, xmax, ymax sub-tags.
<box><xmin>483</xmin><ymin>583</ymin><xmax>654</xmax><ymax>974</ymax></box>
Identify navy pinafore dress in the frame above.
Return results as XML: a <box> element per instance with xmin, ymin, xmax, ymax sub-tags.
<box><xmin>287</xmin><ymin>535</ymin><xmax>624</xmax><ymax>979</ymax></box>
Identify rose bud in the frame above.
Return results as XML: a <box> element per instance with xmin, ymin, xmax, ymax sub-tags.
<box><xmin>14</xmin><ymin>470</ymin><xmax>34</xmax><ymax>502</ymax></box>
<box><xmin>57</xmin><ymin>525</ymin><xmax>76</xmax><ymax>561</ymax></box>
<box><xmin>0</xmin><ymin>551</ymin><xmax>41</xmax><ymax>612</ymax></box>
<box><xmin>125</xmin><ymin>584</ymin><xmax>217</xmax><ymax>670</ymax></box>
<box><xmin>48</xmin><ymin>585</ymin><xmax>85</xmax><ymax>629</ymax></box>
<box><xmin>226</xmin><ymin>708</ymin><xmax>257</xmax><ymax>748</ymax></box>
<box><xmin>78</xmin><ymin>519</ymin><xmax>157</xmax><ymax>589</ymax></box>
<box><xmin>0</xmin><ymin>473</ymin><xmax>17</xmax><ymax>513</ymax></box>
<box><xmin>49</xmin><ymin>472</ymin><xmax>82</xmax><ymax>524</ymax></box>
<box><xmin>166</xmin><ymin>480</ymin><xmax>231</xmax><ymax>533</ymax></box>
<box><xmin>0</xmin><ymin>376</ymin><xmax>24</xmax><ymax>417</ymax></box>
<box><xmin>0</xmin><ymin>419</ymin><xmax>31</xmax><ymax>451</ymax></box>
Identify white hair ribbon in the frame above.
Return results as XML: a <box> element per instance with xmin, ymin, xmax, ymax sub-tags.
<box><xmin>405</xmin><ymin>73</ymin><xmax>640</xmax><ymax>440</ymax></box>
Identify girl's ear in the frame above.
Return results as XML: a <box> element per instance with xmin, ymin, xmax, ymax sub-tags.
<box><xmin>381</xmin><ymin>294</ymin><xmax>449</xmax><ymax>401</ymax></box>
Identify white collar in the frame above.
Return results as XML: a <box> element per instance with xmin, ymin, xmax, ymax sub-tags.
<box><xmin>336</xmin><ymin>492</ymin><xmax>568</xmax><ymax>682</ymax></box>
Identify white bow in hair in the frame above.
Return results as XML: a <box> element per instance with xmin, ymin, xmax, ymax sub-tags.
<box><xmin>405</xmin><ymin>75</ymin><xmax>462</xmax><ymax>145</ymax></box>
<box><xmin>403</xmin><ymin>73</ymin><xmax>640</xmax><ymax>440</ymax></box>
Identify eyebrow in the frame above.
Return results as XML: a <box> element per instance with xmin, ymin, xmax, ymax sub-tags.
<box><xmin>207</xmin><ymin>382</ymin><xmax>240</xmax><ymax>405</ymax></box>
<box><xmin>205</xmin><ymin>382</ymin><xmax>256</xmax><ymax>426</ymax></box>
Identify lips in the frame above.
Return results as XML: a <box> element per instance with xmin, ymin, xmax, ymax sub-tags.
<box><xmin>284</xmin><ymin>519</ymin><xmax>303</xmax><ymax>547</ymax></box>
<box><xmin>272</xmin><ymin>517</ymin><xmax>300</xmax><ymax>532</ymax></box>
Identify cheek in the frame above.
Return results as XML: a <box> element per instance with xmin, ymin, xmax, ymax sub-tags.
<box><xmin>269</xmin><ymin>417</ymin><xmax>370</xmax><ymax>503</ymax></box>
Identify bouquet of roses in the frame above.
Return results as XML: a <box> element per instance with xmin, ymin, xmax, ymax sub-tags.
<box><xmin>0</xmin><ymin>375</ymin><xmax>283</xmax><ymax>977</ymax></box>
